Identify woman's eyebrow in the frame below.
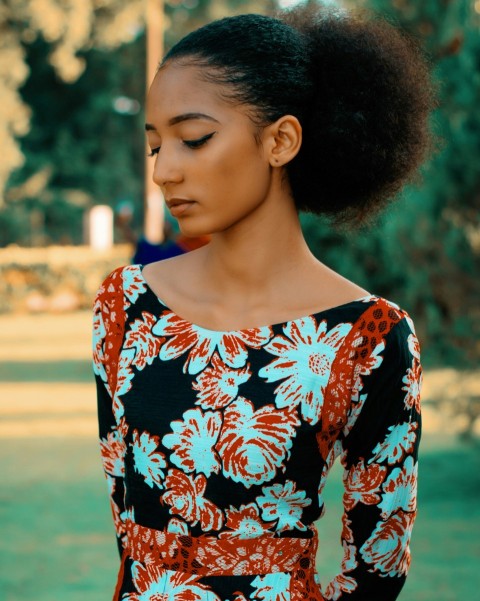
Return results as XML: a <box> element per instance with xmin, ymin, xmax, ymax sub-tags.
<box><xmin>145</xmin><ymin>112</ymin><xmax>220</xmax><ymax>131</ymax></box>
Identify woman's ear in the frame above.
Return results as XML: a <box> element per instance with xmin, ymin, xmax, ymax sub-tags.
<box><xmin>263</xmin><ymin>115</ymin><xmax>302</xmax><ymax>167</ymax></box>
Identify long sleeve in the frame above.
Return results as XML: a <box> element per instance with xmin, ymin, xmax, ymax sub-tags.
<box><xmin>92</xmin><ymin>269</ymin><xmax>128</xmax><ymax>558</ymax></box>
<box><xmin>324</xmin><ymin>315</ymin><xmax>422</xmax><ymax>601</ymax></box>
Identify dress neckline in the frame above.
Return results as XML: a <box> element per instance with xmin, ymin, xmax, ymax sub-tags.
<box><xmin>136</xmin><ymin>264</ymin><xmax>374</xmax><ymax>335</ymax></box>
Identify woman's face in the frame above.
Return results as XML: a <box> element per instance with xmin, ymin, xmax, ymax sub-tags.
<box><xmin>145</xmin><ymin>62</ymin><xmax>276</xmax><ymax>237</ymax></box>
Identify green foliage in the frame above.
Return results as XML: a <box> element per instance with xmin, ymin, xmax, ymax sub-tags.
<box><xmin>2</xmin><ymin>0</ymin><xmax>478</xmax><ymax>370</ymax></box>
<box><xmin>164</xmin><ymin>0</ymin><xmax>277</xmax><ymax>50</ymax></box>
<box><xmin>3</xmin><ymin>33</ymin><xmax>146</xmax><ymax>245</ymax></box>
<box><xmin>300</xmin><ymin>0</ymin><xmax>480</xmax><ymax>368</ymax></box>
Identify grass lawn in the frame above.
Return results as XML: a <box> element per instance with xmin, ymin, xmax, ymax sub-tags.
<box><xmin>1</xmin><ymin>311</ymin><xmax>479</xmax><ymax>600</ymax></box>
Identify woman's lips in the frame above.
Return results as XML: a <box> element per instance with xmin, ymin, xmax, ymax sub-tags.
<box><xmin>167</xmin><ymin>200</ymin><xmax>195</xmax><ymax>217</ymax></box>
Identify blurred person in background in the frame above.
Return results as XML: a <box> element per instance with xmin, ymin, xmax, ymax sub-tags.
<box><xmin>93</xmin><ymin>3</ymin><xmax>435</xmax><ymax>600</ymax></box>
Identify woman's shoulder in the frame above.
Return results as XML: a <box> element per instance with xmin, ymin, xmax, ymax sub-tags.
<box><xmin>93</xmin><ymin>264</ymin><xmax>146</xmax><ymax>310</ymax></box>
<box><xmin>353</xmin><ymin>294</ymin><xmax>420</xmax><ymax>361</ymax></box>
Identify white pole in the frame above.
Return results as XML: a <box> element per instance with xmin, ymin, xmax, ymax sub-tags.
<box><xmin>144</xmin><ymin>0</ymin><xmax>165</xmax><ymax>244</ymax></box>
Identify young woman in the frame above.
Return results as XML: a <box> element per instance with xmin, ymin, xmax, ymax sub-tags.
<box><xmin>93</xmin><ymin>5</ymin><xmax>434</xmax><ymax>600</ymax></box>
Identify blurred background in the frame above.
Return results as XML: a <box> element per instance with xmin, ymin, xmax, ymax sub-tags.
<box><xmin>0</xmin><ymin>0</ymin><xmax>479</xmax><ymax>600</ymax></box>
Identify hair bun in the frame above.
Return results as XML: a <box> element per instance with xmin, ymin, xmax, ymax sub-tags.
<box><xmin>283</xmin><ymin>5</ymin><xmax>437</xmax><ymax>224</ymax></box>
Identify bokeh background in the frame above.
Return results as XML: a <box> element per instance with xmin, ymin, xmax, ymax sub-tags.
<box><xmin>0</xmin><ymin>1</ymin><xmax>479</xmax><ymax>600</ymax></box>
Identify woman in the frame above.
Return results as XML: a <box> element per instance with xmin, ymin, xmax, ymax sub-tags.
<box><xmin>93</xmin><ymin>5</ymin><xmax>434</xmax><ymax>600</ymax></box>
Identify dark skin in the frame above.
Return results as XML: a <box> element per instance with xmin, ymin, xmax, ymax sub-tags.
<box><xmin>143</xmin><ymin>62</ymin><xmax>369</xmax><ymax>332</ymax></box>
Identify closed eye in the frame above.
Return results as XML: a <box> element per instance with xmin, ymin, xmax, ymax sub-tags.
<box><xmin>147</xmin><ymin>131</ymin><xmax>217</xmax><ymax>157</ymax></box>
<box><xmin>183</xmin><ymin>131</ymin><xmax>217</xmax><ymax>149</ymax></box>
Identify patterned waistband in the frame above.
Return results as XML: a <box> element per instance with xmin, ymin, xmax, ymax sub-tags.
<box><xmin>125</xmin><ymin>519</ymin><xmax>318</xmax><ymax>577</ymax></box>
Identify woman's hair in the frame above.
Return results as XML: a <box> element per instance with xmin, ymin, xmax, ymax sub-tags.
<box><xmin>163</xmin><ymin>5</ymin><xmax>438</xmax><ymax>225</ymax></box>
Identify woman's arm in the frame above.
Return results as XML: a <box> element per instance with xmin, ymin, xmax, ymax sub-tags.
<box><xmin>324</xmin><ymin>316</ymin><xmax>422</xmax><ymax>601</ymax></box>
<box><xmin>92</xmin><ymin>268</ymin><xmax>128</xmax><ymax>558</ymax></box>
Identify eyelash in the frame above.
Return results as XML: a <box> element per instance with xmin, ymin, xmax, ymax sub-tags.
<box><xmin>147</xmin><ymin>132</ymin><xmax>216</xmax><ymax>157</ymax></box>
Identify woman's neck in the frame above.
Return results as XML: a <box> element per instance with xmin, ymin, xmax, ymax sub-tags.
<box><xmin>195</xmin><ymin>190</ymin><xmax>318</xmax><ymax>303</ymax></box>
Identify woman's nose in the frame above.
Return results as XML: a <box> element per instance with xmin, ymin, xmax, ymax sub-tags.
<box><xmin>152</xmin><ymin>151</ymin><xmax>184</xmax><ymax>188</ymax></box>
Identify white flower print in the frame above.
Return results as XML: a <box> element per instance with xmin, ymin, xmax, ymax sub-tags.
<box><xmin>162</xmin><ymin>469</ymin><xmax>223</xmax><ymax>531</ymax></box>
<box><xmin>167</xmin><ymin>518</ymin><xmax>189</xmax><ymax>536</ymax></box>
<box><xmin>220</xmin><ymin>503</ymin><xmax>274</xmax><ymax>539</ymax></box>
<box><xmin>216</xmin><ymin>398</ymin><xmax>300</xmax><ymax>488</ymax></box>
<box><xmin>378</xmin><ymin>455</ymin><xmax>418</xmax><ymax>519</ymax></box>
<box><xmin>360</xmin><ymin>510</ymin><xmax>415</xmax><ymax>578</ymax></box>
<box><xmin>124</xmin><ymin>311</ymin><xmax>164</xmax><ymax>370</ymax></box>
<box><xmin>163</xmin><ymin>408</ymin><xmax>222</xmax><ymax>477</ymax></box>
<box><xmin>341</xmin><ymin>541</ymin><xmax>358</xmax><ymax>572</ymax></box>
<box><xmin>402</xmin><ymin>359</ymin><xmax>422</xmax><ymax>413</ymax></box>
<box><xmin>326</xmin><ymin>540</ymin><xmax>359</xmax><ymax>599</ymax></box>
<box><xmin>407</xmin><ymin>332</ymin><xmax>421</xmax><ymax>361</ymax></box>
<box><xmin>193</xmin><ymin>353</ymin><xmax>252</xmax><ymax>409</ymax></box>
<box><xmin>112</xmin><ymin>347</ymin><xmax>136</xmax><ymax>422</ymax></box>
<box><xmin>258</xmin><ymin>317</ymin><xmax>352</xmax><ymax>425</ymax></box>
<box><xmin>324</xmin><ymin>573</ymin><xmax>357</xmax><ymax>600</ymax></box>
<box><xmin>92</xmin><ymin>308</ymin><xmax>108</xmax><ymax>385</ymax></box>
<box><xmin>351</xmin><ymin>341</ymin><xmax>385</xmax><ymax>394</ymax></box>
<box><xmin>369</xmin><ymin>422</ymin><xmax>419</xmax><ymax>466</ymax></box>
<box><xmin>251</xmin><ymin>572</ymin><xmax>291</xmax><ymax>601</ymax></box>
<box><xmin>124</xmin><ymin>562</ymin><xmax>220</xmax><ymax>601</ymax></box>
<box><xmin>318</xmin><ymin>439</ymin><xmax>343</xmax><ymax>508</ymax></box>
<box><xmin>131</xmin><ymin>429</ymin><xmax>167</xmax><ymax>489</ymax></box>
<box><xmin>342</xmin><ymin>391</ymin><xmax>368</xmax><ymax>437</ymax></box>
<box><xmin>152</xmin><ymin>311</ymin><xmax>272</xmax><ymax>374</ymax></box>
<box><xmin>99</xmin><ymin>427</ymin><xmax>126</xmax><ymax>477</ymax></box>
<box><xmin>256</xmin><ymin>480</ymin><xmax>311</xmax><ymax>532</ymax></box>
<box><xmin>343</xmin><ymin>460</ymin><xmax>387</xmax><ymax>512</ymax></box>
<box><xmin>123</xmin><ymin>264</ymin><xmax>148</xmax><ymax>309</ymax></box>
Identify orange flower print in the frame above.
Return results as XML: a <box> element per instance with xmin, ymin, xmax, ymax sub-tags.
<box><xmin>402</xmin><ymin>359</ymin><xmax>422</xmax><ymax>413</ymax></box>
<box><xmin>258</xmin><ymin>317</ymin><xmax>352</xmax><ymax>425</ymax></box>
<box><xmin>166</xmin><ymin>517</ymin><xmax>189</xmax><ymax>536</ymax></box>
<box><xmin>112</xmin><ymin>348</ymin><xmax>136</xmax><ymax>421</ymax></box>
<box><xmin>360</xmin><ymin>510</ymin><xmax>415</xmax><ymax>577</ymax></box>
<box><xmin>342</xmin><ymin>391</ymin><xmax>368</xmax><ymax>437</ymax></box>
<box><xmin>339</xmin><ymin>541</ymin><xmax>358</xmax><ymax>574</ymax></box>
<box><xmin>124</xmin><ymin>561</ymin><xmax>220</xmax><ymax>601</ymax></box>
<box><xmin>124</xmin><ymin>311</ymin><xmax>164</xmax><ymax>369</ymax></box>
<box><xmin>152</xmin><ymin>312</ymin><xmax>272</xmax><ymax>374</ymax></box>
<box><xmin>351</xmin><ymin>340</ymin><xmax>385</xmax><ymax>392</ymax></box>
<box><xmin>99</xmin><ymin>426</ymin><xmax>126</xmax><ymax>477</ymax></box>
<box><xmin>92</xmin><ymin>309</ymin><xmax>108</xmax><ymax>387</ymax></box>
<box><xmin>216</xmin><ymin>397</ymin><xmax>300</xmax><ymax>488</ymax></box>
<box><xmin>162</xmin><ymin>469</ymin><xmax>223</xmax><ymax>531</ymax></box>
<box><xmin>219</xmin><ymin>503</ymin><xmax>274</xmax><ymax>539</ymax></box>
<box><xmin>341</xmin><ymin>514</ymin><xmax>354</xmax><ymax>545</ymax></box>
<box><xmin>324</xmin><ymin>572</ymin><xmax>357</xmax><ymax>600</ymax></box>
<box><xmin>407</xmin><ymin>332</ymin><xmax>421</xmax><ymax>361</ymax></box>
<box><xmin>378</xmin><ymin>456</ymin><xmax>417</xmax><ymax>519</ymax></box>
<box><xmin>318</xmin><ymin>439</ymin><xmax>343</xmax><ymax>508</ymax></box>
<box><xmin>106</xmin><ymin>475</ymin><xmax>127</xmax><ymax>545</ymax></box>
<box><xmin>344</xmin><ymin>460</ymin><xmax>387</xmax><ymax>511</ymax></box>
<box><xmin>256</xmin><ymin>480</ymin><xmax>311</xmax><ymax>532</ymax></box>
<box><xmin>163</xmin><ymin>408</ymin><xmax>222</xmax><ymax>477</ymax></box>
<box><xmin>193</xmin><ymin>353</ymin><xmax>252</xmax><ymax>409</ymax></box>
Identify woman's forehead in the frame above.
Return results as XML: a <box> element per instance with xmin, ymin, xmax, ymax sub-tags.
<box><xmin>146</xmin><ymin>62</ymin><xmax>245</xmax><ymax>127</ymax></box>
<box><xmin>149</xmin><ymin>64</ymin><xmax>221</xmax><ymax>110</ymax></box>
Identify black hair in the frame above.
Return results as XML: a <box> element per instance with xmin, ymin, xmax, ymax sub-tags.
<box><xmin>163</xmin><ymin>5</ymin><xmax>438</xmax><ymax>225</ymax></box>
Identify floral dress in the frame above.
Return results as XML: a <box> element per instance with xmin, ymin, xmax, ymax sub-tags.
<box><xmin>92</xmin><ymin>264</ymin><xmax>422</xmax><ymax>601</ymax></box>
